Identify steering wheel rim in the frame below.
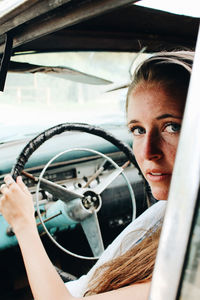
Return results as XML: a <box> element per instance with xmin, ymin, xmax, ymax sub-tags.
<box><xmin>11</xmin><ymin>123</ymin><xmax>138</xmax><ymax>180</ymax></box>
<box><xmin>11</xmin><ymin>122</ymin><xmax>138</xmax><ymax>259</ymax></box>
<box><xmin>36</xmin><ymin>147</ymin><xmax>136</xmax><ymax>260</ymax></box>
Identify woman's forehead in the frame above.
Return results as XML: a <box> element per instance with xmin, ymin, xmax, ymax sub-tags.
<box><xmin>127</xmin><ymin>84</ymin><xmax>185</xmax><ymax>121</ymax></box>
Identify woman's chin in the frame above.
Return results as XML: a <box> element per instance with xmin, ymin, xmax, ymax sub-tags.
<box><xmin>151</xmin><ymin>188</ymin><xmax>169</xmax><ymax>201</ymax></box>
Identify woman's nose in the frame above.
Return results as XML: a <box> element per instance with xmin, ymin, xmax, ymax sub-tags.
<box><xmin>143</xmin><ymin>132</ymin><xmax>163</xmax><ymax>161</ymax></box>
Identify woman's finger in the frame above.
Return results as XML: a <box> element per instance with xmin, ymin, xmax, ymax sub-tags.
<box><xmin>16</xmin><ymin>176</ymin><xmax>30</xmax><ymax>194</ymax></box>
<box><xmin>0</xmin><ymin>195</ymin><xmax>3</xmax><ymax>212</ymax></box>
<box><xmin>0</xmin><ymin>183</ymin><xmax>7</xmax><ymax>193</ymax></box>
<box><xmin>4</xmin><ymin>175</ymin><xmax>15</xmax><ymax>188</ymax></box>
<box><xmin>0</xmin><ymin>174</ymin><xmax>34</xmax><ymax>228</ymax></box>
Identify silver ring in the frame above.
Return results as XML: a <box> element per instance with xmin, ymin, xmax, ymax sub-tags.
<box><xmin>0</xmin><ymin>183</ymin><xmax>7</xmax><ymax>191</ymax></box>
<box><xmin>5</xmin><ymin>178</ymin><xmax>14</xmax><ymax>188</ymax></box>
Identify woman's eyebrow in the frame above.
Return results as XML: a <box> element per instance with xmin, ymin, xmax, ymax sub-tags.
<box><xmin>127</xmin><ymin>114</ymin><xmax>182</xmax><ymax>125</ymax></box>
<box><xmin>156</xmin><ymin>113</ymin><xmax>182</xmax><ymax>120</ymax></box>
<box><xmin>127</xmin><ymin>119</ymin><xmax>138</xmax><ymax>125</ymax></box>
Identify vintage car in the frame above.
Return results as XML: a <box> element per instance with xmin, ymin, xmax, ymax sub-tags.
<box><xmin>0</xmin><ymin>0</ymin><xmax>199</xmax><ymax>299</ymax></box>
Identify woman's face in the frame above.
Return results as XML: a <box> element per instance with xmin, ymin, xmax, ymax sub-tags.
<box><xmin>127</xmin><ymin>83</ymin><xmax>185</xmax><ymax>200</ymax></box>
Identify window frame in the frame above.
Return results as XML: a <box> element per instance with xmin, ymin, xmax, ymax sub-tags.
<box><xmin>149</xmin><ymin>25</ymin><xmax>200</xmax><ymax>300</ymax></box>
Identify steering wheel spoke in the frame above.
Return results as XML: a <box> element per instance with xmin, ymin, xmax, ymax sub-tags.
<box><xmin>39</xmin><ymin>178</ymin><xmax>83</xmax><ymax>203</ymax></box>
<box><xmin>93</xmin><ymin>167</ymin><xmax>124</xmax><ymax>195</ymax></box>
<box><xmin>80</xmin><ymin>212</ymin><xmax>104</xmax><ymax>257</ymax></box>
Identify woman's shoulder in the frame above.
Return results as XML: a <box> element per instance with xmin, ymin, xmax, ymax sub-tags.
<box><xmin>114</xmin><ymin>200</ymin><xmax>167</xmax><ymax>245</ymax></box>
<box><xmin>112</xmin><ymin>200</ymin><xmax>167</xmax><ymax>254</ymax></box>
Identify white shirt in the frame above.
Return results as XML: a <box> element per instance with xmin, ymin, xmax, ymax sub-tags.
<box><xmin>66</xmin><ymin>200</ymin><xmax>167</xmax><ymax>297</ymax></box>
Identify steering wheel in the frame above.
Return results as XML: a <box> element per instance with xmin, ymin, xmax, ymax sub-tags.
<box><xmin>11</xmin><ymin>123</ymin><xmax>138</xmax><ymax>260</ymax></box>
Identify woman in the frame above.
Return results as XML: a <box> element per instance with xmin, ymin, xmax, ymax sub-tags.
<box><xmin>0</xmin><ymin>51</ymin><xmax>194</xmax><ymax>299</ymax></box>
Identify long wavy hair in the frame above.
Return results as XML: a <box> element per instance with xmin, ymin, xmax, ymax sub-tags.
<box><xmin>85</xmin><ymin>51</ymin><xmax>194</xmax><ymax>296</ymax></box>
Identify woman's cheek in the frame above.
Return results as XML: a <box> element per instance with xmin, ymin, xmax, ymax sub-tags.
<box><xmin>163</xmin><ymin>136</ymin><xmax>180</xmax><ymax>162</ymax></box>
<box><xmin>162</xmin><ymin>133</ymin><xmax>180</xmax><ymax>148</ymax></box>
<box><xmin>132</xmin><ymin>142</ymin><xmax>142</xmax><ymax>166</ymax></box>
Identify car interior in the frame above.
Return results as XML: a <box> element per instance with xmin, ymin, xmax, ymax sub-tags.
<box><xmin>0</xmin><ymin>1</ymin><xmax>199</xmax><ymax>299</ymax></box>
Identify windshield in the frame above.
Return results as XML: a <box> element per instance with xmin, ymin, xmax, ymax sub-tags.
<box><xmin>0</xmin><ymin>51</ymin><xmax>147</xmax><ymax>143</ymax></box>
<box><xmin>137</xmin><ymin>0</ymin><xmax>200</xmax><ymax>17</ymax></box>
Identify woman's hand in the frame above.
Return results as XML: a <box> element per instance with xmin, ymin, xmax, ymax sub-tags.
<box><xmin>0</xmin><ymin>175</ymin><xmax>36</xmax><ymax>234</ymax></box>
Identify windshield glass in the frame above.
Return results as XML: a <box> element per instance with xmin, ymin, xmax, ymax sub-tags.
<box><xmin>137</xmin><ymin>0</ymin><xmax>200</xmax><ymax>17</ymax></box>
<box><xmin>0</xmin><ymin>51</ymin><xmax>147</xmax><ymax>143</ymax></box>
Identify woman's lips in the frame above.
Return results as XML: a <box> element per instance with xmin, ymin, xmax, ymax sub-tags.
<box><xmin>146</xmin><ymin>171</ymin><xmax>171</xmax><ymax>182</ymax></box>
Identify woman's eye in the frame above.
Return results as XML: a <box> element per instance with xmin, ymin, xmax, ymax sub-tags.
<box><xmin>164</xmin><ymin>123</ymin><xmax>181</xmax><ymax>133</ymax></box>
<box><xmin>130</xmin><ymin>126</ymin><xmax>145</xmax><ymax>136</ymax></box>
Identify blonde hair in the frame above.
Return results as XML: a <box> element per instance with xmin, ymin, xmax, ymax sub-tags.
<box><xmin>85</xmin><ymin>227</ymin><xmax>161</xmax><ymax>295</ymax></box>
<box><xmin>126</xmin><ymin>51</ymin><xmax>194</xmax><ymax>111</ymax></box>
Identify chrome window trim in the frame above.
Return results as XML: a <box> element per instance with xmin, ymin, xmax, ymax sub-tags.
<box><xmin>149</xmin><ymin>26</ymin><xmax>200</xmax><ymax>300</ymax></box>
